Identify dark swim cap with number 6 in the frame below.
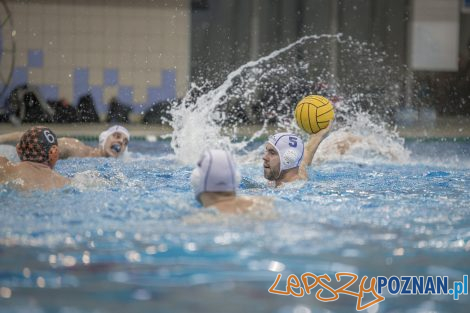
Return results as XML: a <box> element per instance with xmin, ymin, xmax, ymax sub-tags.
<box><xmin>17</xmin><ymin>126</ymin><xmax>58</xmax><ymax>163</ymax></box>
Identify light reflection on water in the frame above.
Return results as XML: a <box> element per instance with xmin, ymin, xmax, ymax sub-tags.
<box><xmin>0</xmin><ymin>139</ymin><xmax>469</xmax><ymax>313</ymax></box>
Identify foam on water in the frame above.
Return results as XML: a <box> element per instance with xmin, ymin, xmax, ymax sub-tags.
<box><xmin>316</xmin><ymin>108</ymin><xmax>410</xmax><ymax>164</ymax></box>
<box><xmin>0</xmin><ymin>144</ymin><xmax>19</xmax><ymax>162</ymax></box>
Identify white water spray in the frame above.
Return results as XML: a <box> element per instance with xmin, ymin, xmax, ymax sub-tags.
<box><xmin>170</xmin><ymin>34</ymin><xmax>410</xmax><ymax>165</ymax></box>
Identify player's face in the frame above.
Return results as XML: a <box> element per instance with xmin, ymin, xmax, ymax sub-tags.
<box><xmin>263</xmin><ymin>143</ymin><xmax>281</xmax><ymax>181</ymax></box>
<box><xmin>104</xmin><ymin>132</ymin><xmax>129</xmax><ymax>157</ymax></box>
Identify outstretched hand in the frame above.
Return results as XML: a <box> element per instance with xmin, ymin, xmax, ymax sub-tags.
<box><xmin>312</xmin><ymin>120</ymin><xmax>333</xmax><ymax>138</ymax></box>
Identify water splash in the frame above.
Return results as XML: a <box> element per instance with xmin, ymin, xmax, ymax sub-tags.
<box><xmin>170</xmin><ymin>34</ymin><xmax>410</xmax><ymax>165</ymax></box>
<box><xmin>316</xmin><ymin>108</ymin><xmax>410</xmax><ymax>163</ymax></box>
<box><xmin>0</xmin><ymin>144</ymin><xmax>19</xmax><ymax>162</ymax></box>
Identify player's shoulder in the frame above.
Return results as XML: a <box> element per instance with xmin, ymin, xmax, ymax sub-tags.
<box><xmin>0</xmin><ymin>155</ymin><xmax>11</xmax><ymax>165</ymax></box>
<box><xmin>0</xmin><ymin>155</ymin><xmax>15</xmax><ymax>174</ymax></box>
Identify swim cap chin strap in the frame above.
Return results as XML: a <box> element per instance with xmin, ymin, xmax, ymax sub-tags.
<box><xmin>268</xmin><ymin>133</ymin><xmax>304</xmax><ymax>177</ymax></box>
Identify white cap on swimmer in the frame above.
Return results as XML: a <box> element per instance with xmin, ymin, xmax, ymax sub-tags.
<box><xmin>267</xmin><ymin>132</ymin><xmax>304</xmax><ymax>172</ymax></box>
<box><xmin>98</xmin><ymin>125</ymin><xmax>130</xmax><ymax>149</ymax></box>
<box><xmin>190</xmin><ymin>149</ymin><xmax>241</xmax><ymax>200</ymax></box>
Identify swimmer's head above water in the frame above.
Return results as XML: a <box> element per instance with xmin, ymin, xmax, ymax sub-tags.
<box><xmin>16</xmin><ymin>126</ymin><xmax>59</xmax><ymax>169</ymax></box>
<box><xmin>263</xmin><ymin>132</ymin><xmax>304</xmax><ymax>183</ymax></box>
<box><xmin>191</xmin><ymin>149</ymin><xmax>241</xmax><ymax>203</ymax></box>
<box><xmin>98</xmin><ymin>125</ymin><xmax>130</xmax><ymax>157</ymax></box>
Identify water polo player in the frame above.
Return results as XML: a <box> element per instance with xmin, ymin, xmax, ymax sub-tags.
<box><xmin>0</xmin><ymin>125</ymin><xmax>130</xmax><ymax>159</ymax></box>
<box><xmin>97</xmin><ymin>125</ymin><xmax>130</xmax><ymax>157</ymax></box>
<box><xmin>191</xmin><ymin>149</ymin><xmax>265</xmax><ymax>213</ymax></box>
<box><xmin>263</xmin><ymin>133</ymin><xmax>305</xmax><ymax>186</ymax></box>
<box><xmin>263</xmin><ymin>125</ymin><xmax>331</xmax><ymax>187</ymax></box>
<box><xmin>0</xmin><ymin>126</ymin><xmax>69</xmax><ymax>190</ymax></box>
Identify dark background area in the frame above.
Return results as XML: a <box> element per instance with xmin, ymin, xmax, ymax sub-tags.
<box><xmin>190</xmin><ymin>0</ymin><xmax>470</xmax><ymax>116</ymax></box>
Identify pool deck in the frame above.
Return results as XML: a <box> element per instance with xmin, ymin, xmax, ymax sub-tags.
<box><xmin>0</xmin><ymin>116</ymin><xmax>469</xmax><ymax>140</ymax></box>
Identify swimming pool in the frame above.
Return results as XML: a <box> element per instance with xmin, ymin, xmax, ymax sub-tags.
<box><xmin>0</xmin><ymin>137</ymin><xmax>469</xmax><ymax>313</ymax></box>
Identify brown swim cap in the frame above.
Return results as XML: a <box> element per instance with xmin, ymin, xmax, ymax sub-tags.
<box><xmin>17</xmin><ymin>126</ymin><xmax>58</xmax><ymax>163</ymax></box>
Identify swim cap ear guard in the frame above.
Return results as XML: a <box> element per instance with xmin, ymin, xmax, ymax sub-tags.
<box><xmin>268</xmin><ymin>133</ymin><xmax>304</xmax><ymax>173</ymax></box>
<box><xmin>190</xmin><ymin>149</ymin><xmax>241</xmax><ymax>202</ymax></box>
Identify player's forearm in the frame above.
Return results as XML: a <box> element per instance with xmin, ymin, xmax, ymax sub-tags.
<box><xmin>0</xmin><ymin>131</ymin><xmax>24</xmax><ymax>144</ymax></box>
<box><xmin>298</xmin><ymin>130</ymin><xmax>330</xmax><ymax>180</ymax></box>
<box><xmin>303</xmin><ymin>134</ymin><xmax>326</xmax><ymax>166</ymax></box>
<box><xmin>58</xmin><ymin>137</ymin><xmax>102</xmax><ymax>158</ymax></box>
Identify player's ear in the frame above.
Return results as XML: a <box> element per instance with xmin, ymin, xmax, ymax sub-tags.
<box><xmin>48</xmin><ymin>145</ymin><xmax>59</xmax><ymax>168</ymax></box>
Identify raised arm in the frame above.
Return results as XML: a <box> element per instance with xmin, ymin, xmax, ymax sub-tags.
<box><xmin>58</xmin><ymin>137</ymin><xmax>103</xmax><ymax>159</ymax></box>
<box><xmin>0</xmin><ymin>131</ymin><xmax>24</xmax><ymax>144</ymax></box>
<box><xmin>299</xmin><ymin>124</ymin><xmax>331</xmax><ymax>180</ymax></box>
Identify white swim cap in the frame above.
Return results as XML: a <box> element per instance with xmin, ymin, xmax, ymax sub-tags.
<box><xmin>98</xmin><ymin>125</ymin><xmax>130</xmax><ymax>149</ymax></box>
<box><xmin>267</xmin><ymin>132</ymin><xmax>304</xmax><ymax>172</ymax></box>
<box><xmin>191</xmin><ymin>149</ymin><xmax>241</xmax><ymax>200</ymax></box>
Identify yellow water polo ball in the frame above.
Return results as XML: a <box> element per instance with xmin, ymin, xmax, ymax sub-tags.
<box><xmin>294</xmin><ymin>95</ymin><xmax>335</xmax><ymax>134</ymax></box>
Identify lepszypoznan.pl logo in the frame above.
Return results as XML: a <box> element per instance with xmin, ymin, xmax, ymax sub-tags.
<box><xmin>269</xmin><ymin>272</ymin><xmax>468</xmax><ymax>311</ymax></box>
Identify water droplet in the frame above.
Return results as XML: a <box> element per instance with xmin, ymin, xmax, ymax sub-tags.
<box><xmin>132</xmin><ymin>289</ymin><xmax>151</xmax><ymax>300</ymax></box>
<box><xmin>393</xmin><ymin>248</ymin><xmax>405</xmax><ymax>256</ymax></box>
<box><xmin>0</xmin><ymin>287</ymin><xmax>12</xmax><ymax>298</ymax></box>
<box><xmin>62</xmin><ymin>256</ymin><xmax>76</xmax><ymax>267</ymax></box>
<box><xmin>125</xmin><ymin>250</ymin><xmax>141</xmax><ymax>262</ymax></box>
<box><xmin>82</xmin><ymin>251</ymin><xmax>90</xmax><ymax>264</ymax></box>
<box><xmin>145</xmin><ymin>245</ymin><xmax>158</xmax><ymax>254</ymax></box>
<box><xmin>268</xmin><ymin>260</ymin><xmax>285</xmax><ymax>272</ymax></box>
<box><xmin>36</xmin><ymin>277</ymin><xmax>46</xmax><ymax>288</ymax></box>
<box><xmin>115</xmin><ymin>230</ymin><xmax>124</xmax><ymax>239</ymax></box>
<box><xmin>184</xmin><ymin>242</ymin><xmax>197</xmax><ymax>252</ymax></box>
<box><xmin>23</xmin><ymin>268</ymin><xmax>31</xmax><ymax>278</ymax></box>
<box><xmin>49</xmin><ymin>254</ymin><xmax>57</xmax><ymax>264</ymax></box>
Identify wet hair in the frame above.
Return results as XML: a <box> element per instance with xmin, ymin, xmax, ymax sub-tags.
<box><xmin>17</xmin><ymin>126</ymin><xmax>58</xmax><ymax>163</ymax></box>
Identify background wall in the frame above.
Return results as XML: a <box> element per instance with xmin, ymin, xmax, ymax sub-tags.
<box><xmin>191</xmin><ymin>0</ymin><xmax>408</xmax><ymax>85</ymax></box>
<box><xmin>1</xmin><ymin>0</ymin><xmax>190</xmax><ymax>116</ymax></box>
<box><xmin>191</xmin><ymin>0</ymin><xmax>470</xmax><ymax>116</ymax></box>
<box><xmin>1</xmin><ymin>0</ymin><xmax>469</xmax><ymax>120</ymax></box>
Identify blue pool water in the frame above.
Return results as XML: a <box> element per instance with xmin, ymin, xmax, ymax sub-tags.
<box><xmin>0</xmin><ymin>138</ymin><xmax>469</xmax><ymax>313</ymax></box>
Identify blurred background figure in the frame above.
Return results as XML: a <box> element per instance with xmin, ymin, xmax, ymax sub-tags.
<box><xmin>0</xmin><ymin>0</ymin><xmax>468</xmax><ymax>126</ymax></box>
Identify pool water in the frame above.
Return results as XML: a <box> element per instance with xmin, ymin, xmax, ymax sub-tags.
<box><xmin>0</xmin><ymin>138</ymin><xmax>469</xmax><ymax>313</ymax></box>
